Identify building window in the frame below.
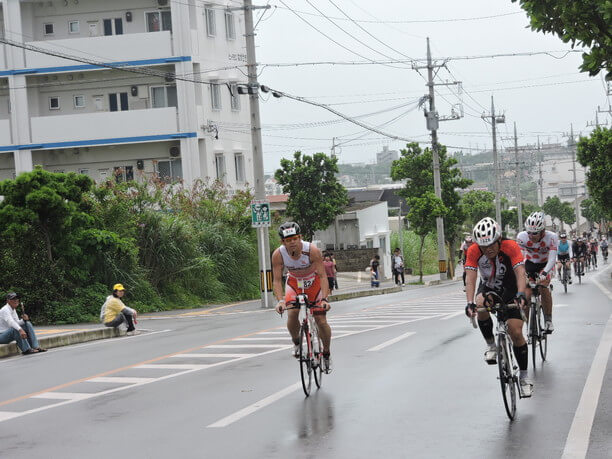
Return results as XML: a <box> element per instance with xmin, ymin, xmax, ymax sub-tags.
<box><xmin>114</xmin><ymin>166</ymin><xmax>134</xmax><ymax>183</ymax></box>
<box><xmin>151</xmin><ymin>85</ymin><xmax>177</xmax><ymax>108</ymax></box>
<box><xmin>234</xmin><ymin>153</ymin><xmax>245</xmax><ymax>183</ymax></box>
<box><xmin>73</xmin><ymin>95</ymin><xmax>85</xmax><ymax>108</ymax></box>
<box><xmin>157</xmin><ymin>159</ymin><xmax>182</xmax><ymax>183</ymax></box>
<box><xmin>146</xmin><ymin>11</ymin><xmax>172</xmax><ymax>32</ymax></box>
<box><xmin>49</xmin><ymin>96</ymin><xmax>60</xmax><ymax>110</ymax></box>
<box><xmin>68</xmin><ymin>20</ymin><xmax>80</xmax><ymax>34</ymax></box>
<box><xmin>230</xmin><ymin>83</ymin><xmax>240</xmax><ymax>111</ymax></box>
<box><xmin>109</xmin><ymin>92</ymin><xmax>128</xmax><ymax>112</ymax></box>
<box><xmin>215</xmin><ymin>153</ymin><xmax>226</xmax><ymax>182</ymax></box>
<box><xmin>205</xmin><ymin>7</ymin><xmax>216</xmax><ymax>37</ymax></box>
<box><xmin>225</xmin><ymin>11</ymin><xmax>235</xmax><ymax>40</ymax></box>
<box><xmin>44</xmin><ymin>23</ymin><xmax>54</xmax><ymax>35</ymax></box>
<box><xmin>211</xmin><ymin>83</ymin><xmax>221</xmax><ymax>110</ymax></box>
<box><xmin>79</xmin><ymin>168</ymin><xmax>89</xmax><ymax>176</ymax></box>
<box><xmin>103</xmin><ymin>18</ymin><xmax>123</xmax><ymax>36</ymax></box>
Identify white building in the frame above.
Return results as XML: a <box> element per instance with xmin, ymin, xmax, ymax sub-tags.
<box><xmin>0</xmin><ymin>0</ymin><xmax>253</xmax><ymax>187</ymax></box>
<box><xmin>376</xmin><ymin>145</ymin><xmax>398</xmax><ymax>164</ymax></box>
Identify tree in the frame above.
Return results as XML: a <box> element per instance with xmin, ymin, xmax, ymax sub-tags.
<box><xmin>577</xmin><ymin>127</ymin><xmax>612</xmax><ymax>219</ymax></box>
<box><xmin>581</xmin><ymin>197</ymin><xmax>606</xmax><ymax>225</ymax></box>
<box><xmin>511</xmin><ymin>0</ymin><xmax>612</xmax><ymax>78</ymax></box>
<box><xmin>391</xmin><ymin>143</ymin><xmax>471</xmax><ymax>277</ymax></box>
<box><xmin>275</xmin><ymin>152</ymin><xmax>349</xmax><ymax>241</ymax></box>
<box><xmin>502</xmin><ymin>202</ymin><xmax>541</xmax><ymax>232</ymax></box>
<box><xmin>461</xmin><ymin>190</ymin><xmax>495</xmax><ymax>227</ymax></box>
<box><xmin>405</xmin><ymin>192</ymin><xmax>447</xmax><ymax>282</ymax></box>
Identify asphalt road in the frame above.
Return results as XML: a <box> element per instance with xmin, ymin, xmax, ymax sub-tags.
<box><xmin>1</xmin><ymin>266</ymin><xmax>611</xmax><ymax>459</ymax></box>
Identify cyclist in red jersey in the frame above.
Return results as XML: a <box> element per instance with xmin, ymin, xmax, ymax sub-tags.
<box><xmin>464</xmin><ymin>217</ymin><xmax>532</xmax><ymax>397</ymax></box>
<box><xmin>272</xmin><ymin>222</ymin><xmax>332</xmax><ymax>373</ymax></box>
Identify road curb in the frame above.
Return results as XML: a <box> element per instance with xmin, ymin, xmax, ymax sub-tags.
<box><xmin>330</xmin><ymin>285</ymin><xmax>402</xmax><ymax>302</ymax></box>
<box><xmin>0</xmin><ymin>327</ymin><xmax>125</xmax><ymax>358</ymax></box>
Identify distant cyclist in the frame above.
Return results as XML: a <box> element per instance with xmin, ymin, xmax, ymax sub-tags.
<box><xmin>272</xmin><ymin>222</ymin><xmax>332</xmax><ymax>373</ymax></box>
<box><xmin>556</xmin><ymin>233</ymin><xmax>572</xmax><ymax>284</ymax></box>
<box><xmin>517</xmin><ymin>212</ymin><xmax>558</xmax><ymax>334</ymax></box>
<box><xmin>589</xmin><ymin>238</ymin><xmax>599</xmax><ymax>268</ymax></box>
<box><xmin>464</xmin><ymin>217</ymin><xmax>532</xmax><ymax>397</ymax></box>
<box><xmin>572</xmin><ymin>237</ymin><xmax>588</xmax><ymax>276</ymax></box>
<box><xmin>460</xmin><ymin>235</ymin><xmax>474</xmax><ymax>290</ymax></box>
<box><xmin>601</xmin><ymin>236</ymin><xmax>609</xmax><ymax>262</ymax></box>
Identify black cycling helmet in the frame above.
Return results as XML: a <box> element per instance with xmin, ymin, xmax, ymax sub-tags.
<box><xmin>278</xmin><ymin>221</ymin><xmax>301</xmax><ymax>240</ymax></box>
<box><xmin>559</xmin><ymin>232</ymin><xmax>567</xmax><ymax>238</ymax></box>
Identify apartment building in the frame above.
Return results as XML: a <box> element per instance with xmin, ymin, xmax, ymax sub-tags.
<box><xmin>0</xmin><ymin>0</ymin><xmax>253</xmax><ymax>187</ymax></box>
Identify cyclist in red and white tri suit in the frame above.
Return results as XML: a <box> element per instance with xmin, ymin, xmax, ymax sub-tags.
<box><xmin>517</xmin><ymin>212</ymin><xmax>558</xmax><ymax>334</ymax></box>
<box><xmin>272</xmin><ymin>222</ymin><xmax>332</xmax><ymax>373</ymax></box>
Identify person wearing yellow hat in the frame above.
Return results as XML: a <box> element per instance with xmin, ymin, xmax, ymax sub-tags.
<box><xmin>100</xmin><ymin>283</ymin><xmax>138</xmax><ymax>335</ymax></box>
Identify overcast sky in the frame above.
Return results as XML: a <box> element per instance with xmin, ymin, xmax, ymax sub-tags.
<box><xmin>246</xmin><ymin>0</ymin><xmax>609</xmax><ymax>175</ymax></box>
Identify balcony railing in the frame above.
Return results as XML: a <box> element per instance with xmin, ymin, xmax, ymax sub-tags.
<box><xmin>30</xmin><ymin>107</ymin><xmax>178</xmax><ymax>144</ymax></box>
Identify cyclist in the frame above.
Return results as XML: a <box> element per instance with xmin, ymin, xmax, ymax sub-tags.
<box><xmin>572</xmin><ymin>237</ymin><xmax>588</xmax><ymax>276</ymax></box>
<box><xmin>589</xmin><ymin>238</ymin><xmax>599</xmax><ymax>268</ymax></box>
<box><xmin>601</xmin><ymin>236</ymin><xmax>609</xmax><ymax>262</ymax></box>
<box><xmin>272</xmin><ymin>222</ymin><xmax>332</xmax><ymax>373</ymax></box>
<box><xmin>556</xmin><ymin>232</ymin><xmax>572</xmax><ymax>284</ymax></box>
<box><xmin>464</xmin><ymin>217</ymin><xmax>532</xmax><ymax>397</ymax></box>
<box><xmin>517</xmin><ymin>212</ymin><xmax>558</xmax><ymax>334</ymax></box>
<box><xmin>460</xmin><ymin>235</ymin><xmax>474</xmax><ymax>290</ymax></box>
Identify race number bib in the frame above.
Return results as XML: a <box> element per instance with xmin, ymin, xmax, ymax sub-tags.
<box><xmin>297</xmin><ymin>278</ymin><xmax>314</xmax><ymax>290</ymax></box>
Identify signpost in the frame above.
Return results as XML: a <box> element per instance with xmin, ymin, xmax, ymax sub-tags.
<box><xmin>251</xmin><ymin>201</ymin><xmax>271</xmax><ymax>307</ymax></box>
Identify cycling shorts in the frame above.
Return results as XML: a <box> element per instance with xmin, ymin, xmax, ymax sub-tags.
<box><xmin>476</xmin><ymin>283</ymin><xmax>522</xmax><ymax>321</ymax></box>
<box><xmin>557</xmin><ymin>254</ymin><xmax>570</xmax><ymax>262</ymax></box>
<box><xmin>525</xmin><ymin>260</ymin><xmax>547</xmax><ymax>278</ymax></box>
<box><xmin>284</xmin><ymin>272</ymin><xmax>325</xmax><ymax>313</ymax></box>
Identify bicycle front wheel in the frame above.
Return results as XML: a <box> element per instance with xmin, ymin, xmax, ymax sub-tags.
<box><xmin>537</xmin><ymin>305</ymin><xmax>548</xmax><ymax>361</ymax></box>
<box><xmin>497</xmin><ymin>335</ymin><xmax>517</xmax><ymax>420</ymax></box>
<box><xmin>530</xmin><ymin>303</ymin><xmax>539</xmax><ymax>369</ymax></box>
<box><xmin>563</xmin><ymin>267</ymin><xmax>568</xmax><ymax>293</ymax></box>
<box><xmin>313</xmin><ymin>332</ymin><xmax>323</xmax><ymax>389</ymax></box>
<box><xmin>299</xmin><ymin>325</ymin><xmax>312</xmax><ymax>397</ymax></box>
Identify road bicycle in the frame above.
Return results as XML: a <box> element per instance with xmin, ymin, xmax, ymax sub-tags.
<box><xmin>526</xmin><ymin>277</ymin><xmax>547</xmax><ymax>367</ymax></box>
<box><xmin>286</xmin><ymin>293</ymin><xmax>326</xmax><ymax>397</ymax></box>
<box><xmin>590</xmin><ymin>250</ymin><xmax>598</xmax><ymax>269</ymax></box>
<box><xmin>559</xmin><ymin>260</ymin><xmax>570</xmax><ymax>293</ymax></box>
<box><xmin>478</xmin><ymin>292</ymin><xmax>526</xmax><ymax>420</ymax></box>
<box><xmin>573</xmin><ymin>258</ymin><xmax>583</xmax><ymax>284</ymax></box>
<box><xmin>602</xmin><ymin>246</ymin><xmax>608</xmax><ymax>263</ymax></box>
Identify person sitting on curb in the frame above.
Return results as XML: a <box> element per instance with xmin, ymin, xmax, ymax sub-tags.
<box><xmin>100</xmin><ymin>284</ymin><xmax>138</xmax><ymax>336</ymax></box>
<box><xmin>0</xmin><ymin>292</ymin><xmax>47</xmax><ymax>355</ymax></box>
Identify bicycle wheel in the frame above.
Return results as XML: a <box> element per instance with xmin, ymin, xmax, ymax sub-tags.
<box><xmin>577</xmin><ymin>261</ymin><xmax>582</xmax><ymax>284</ymax></box>
<box><xmin>537</xmin><ymin>305</ymin><xmax>548</xmax><ymax>361</ymax></box>
<box><xmin>530</xmin><ymin>302</ymin><xmax>538</xmax><ymax>369</ymax></box>
<box><xmin>497</xmin><ymin>334</ymin><xmax>517</xmax><ymax>420</ymax></box>
<box><xmin>299</xmin><ymin>325</ymin><xmax>312</xmax><ymax>397</ymax></box>
<box><xmin>313</xmin><ymin>331</ymin><xmax>323</xmax><ymax>389</ymax></box>
<box><xmin>563</xmin><ymin>266</ymin><xmax>568</xmax><ymax>293</ymax></box>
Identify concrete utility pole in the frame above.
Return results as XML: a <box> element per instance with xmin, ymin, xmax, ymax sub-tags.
<box><xmin>536</xmin><ymin>136</ymin><xmax>544</xmax><ymax>206</ymax></box>
<box><xmin>482</xmin><ymin>96</ymin><xmax>504</xmax><ymax>226</ymax></box>
<box><xmin>331</xmin><ymin>137</ymin><xmax>337</xmax><ymax>158</ymax></box>
<box><xmin>243</xmin><ymin>0</ymin><xmax>273</xmax><ymax>307</ymax></box>
<box><xmin>569</xmin><ymin>124</ymin><xmax>581</xmax><ymax>233</ymax></box>
<box><xmin>513</xmin><ymin>122</ymin><xmax>523</xmax><ymax>231</ymax></box>
<box><xmin>412</xmin><ymin>39</ymin><xmax>462</xmax><ymax>280</ymax></box>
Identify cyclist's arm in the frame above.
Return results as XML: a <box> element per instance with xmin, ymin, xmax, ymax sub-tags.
<box><xmin>543</xmin><ymin>249</ymin><xmax>557</xmax><ymax>274</ymax></box>
<box><xmin>310</xmin><ymin>246</ymin><xmax>330</xmax><ymax>301</ymax></box>
<box><xmin>513</xmin><ymin>263</ymin><xmax>527</xmax><ymax>293</ymax></box>
<box><xmin>271</xmin><ymin>249</ymin><xmax>285</xmax><ymax>303</ymax></box>
<box><xmin>465</xmin><ymin>268</ymin><xmax>478</xmax><ymax>303</ymax></box>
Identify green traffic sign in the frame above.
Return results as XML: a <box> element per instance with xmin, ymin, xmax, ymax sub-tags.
<box><xmin>251</xmin><ymin>201</ymin><xmax>271</xmax><ymax>227</ymax></box>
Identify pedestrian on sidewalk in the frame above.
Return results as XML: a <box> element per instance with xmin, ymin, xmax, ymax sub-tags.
<box><xmin>323</xmin><ymin>254</ymin><xmax>337</xmax><ymax>294</ymax></box>
<box><xmin>330</xmin><ymin>252</ymin><xmax>339</xmax><ymax>290</ymax></box>
<box><xmin>392</xmin><ymin>248</ymin><xmax>405</xmax><ymax>285</ymax></box>
<box><xmin>0</xmin><ymin>293</ymin><xmax>47</xmax><ymax>355</ymax></box>
<box><xmin>101</xmin><ymin>284</ymin><xmax>138</xmax><ymax>335</ymax></box>
<box><xmin>370</xmin><ymin>255</ymin><xmax>380</xmax><ymax>287</ymax></box>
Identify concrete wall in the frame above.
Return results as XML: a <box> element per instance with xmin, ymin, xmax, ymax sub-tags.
<box><xmin>332</xmin><ymin>248</ymin><xmax>379</xmax><ymax>272</ymax></box>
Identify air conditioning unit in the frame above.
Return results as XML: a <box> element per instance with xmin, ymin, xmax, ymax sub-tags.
<box><xmin>169</xmin><ymin>146</ymin><xmax>180</xmax><ymax>157</ymax></box>
<box><xmin>157</xmin><ymin>0</ymin><xmax>168</xmax><ymax>6</ymax></box>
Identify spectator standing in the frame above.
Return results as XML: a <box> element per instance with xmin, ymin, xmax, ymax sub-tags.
<box><xmin>392</xmin><ymin>248</ymin><xmax>405</xmax><ymax>285</ymax></box>
<box><xmin>0</xmin><ymin>293</ymin><xmax>46</xmax><ymax>355</ymax></box>
<box><xmin>101</xmin><ymin>284</ymin><xmax>138</xmax><ymax>335</ymax></box>
<box><xmin>370</xmin><ymin>255</ymin><xmax>380</xmax><ymax>287</ymax></box>
<box><xmin>323</xmin><ymin>254</ymin><xmax>337</xmax><ymax>294</ymax></box>
<box><xmin>330</xmin><ymin>252</ymin><xmax>339</xmax><ymax>290</ymax></box>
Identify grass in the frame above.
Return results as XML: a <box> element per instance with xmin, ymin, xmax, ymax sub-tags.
<box><xmin>390</xmin><ymin>231</ymin><xmax>440</xmax><ymax>276</ymax></box>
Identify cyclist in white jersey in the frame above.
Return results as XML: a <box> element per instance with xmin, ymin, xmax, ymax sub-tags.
<box><xmin>517</xmin><ymin>212</ymin><xmax>558</xmax><ymax>333</ymax></box>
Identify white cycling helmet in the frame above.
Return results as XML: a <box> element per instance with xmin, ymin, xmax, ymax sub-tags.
<box><xmin>473</xmin><ymin>217</ymin><xmax>502</xmax><ymax>246</ymax></box>
<box><xmin>525</xmin><ymin>211</ymin><xmax>545</xmax><ymax>233</ymax></box>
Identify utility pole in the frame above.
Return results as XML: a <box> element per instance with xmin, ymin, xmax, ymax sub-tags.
<box><xmin>513</xmin><ymin>122</ymin><xmax>523</xmax><ymax>231</ymax></box>
<box><xmin>568</xmin><ymin>124</ymin><xmax>581</xmax><ymax>234</ymax></box>
<box><xmin>536</xmin><ymin>136</ymin><xmax>544</xmax><ymax>206</ymax></box>
<box><xmin>412</xmin><ymin>38</ymin><xmax>462</xmax><ymax>280</ymax></box>
<box><xmin>481</xmin><ymin>96</ymin><xmax>504</xmax><ymax>226</ymax></box>
<box><xmin>331</xmin><ymin>137</ymin><xmax>337</xmax><ymax>159</ymax></box>
<box><xmin>242</xmin><ymin>0</ymin><xmax>273</xmax><ymax>308</ymax></box>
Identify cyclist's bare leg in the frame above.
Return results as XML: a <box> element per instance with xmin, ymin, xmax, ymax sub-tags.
<box><xmin>286</xmin><ymin>308</ymin><xmax>301</xmax><ymax>343</ymax></box>
<box><xmin>539</xmin><ymin>279</ymin><xmax>552</xmax><ymax>317</ymax></box>
<box><xmin>314</xmin><ymin>315</ymin><xmax>331</xmax><ymax>353</ymax></box>
<box><xmin>507</xmin><ymin>318</ymin><xmax>526</xmax><ymax>346</ymax></box>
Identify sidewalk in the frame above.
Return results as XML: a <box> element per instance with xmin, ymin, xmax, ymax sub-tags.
<box><xmin>0</xmin><ymin>270</ymin><xmax>460</xmax><ymax>358</ymax></box>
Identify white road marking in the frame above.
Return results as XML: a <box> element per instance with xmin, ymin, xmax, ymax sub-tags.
<box><xmin>0</xmin><ymin>411</ymin><xmax>19</xmax><ymax>421</ymax></box>
<box><xmin>138</xmin><ymin>364</ymin><xmax>211</xmax><ymax>370</ymax></box>
<box><xmin>207</xmin><ymin>382</ymin><xmax>302</xmax><ymax>428</ymax></box>
<box><xmin>170</xmin><ymin>353</ymin><xmax>252</xmax><ymax>358</ymax></box>
<box><xmin>205</xmin><ymin>344</ymin><xmax>288</xmax><ymax>349</ymax></box>
<box><xmin>439</xmin><ymin>311</ymin><xmax>464</xmax><ymax>320</ymax></box>
<box><xmin>367</xmin><ymin>331</ymin><xmax>416</xmax><ymax>351</ymax></box>
<box><xmin>233</xmin><ymin>337</ymin><xmax>289</xmax><ymax>341</ymax></box>
<box><xmin>32</xmin><ymin>392</ymin><xmax>93</xmax><ymax>401</ymax></box>
<box><xmin>562</xmin><ymin>314</ymin><xmax>612</xmax><ymax>459</ymax></box>
<box><xmin>89</xmin><ymin>377</ymin><xmax>155</xmax><ymax>384</ymax></box>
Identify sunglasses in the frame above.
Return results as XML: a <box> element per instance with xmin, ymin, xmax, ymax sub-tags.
<box><xmin>528</xmin><ymin>231</ymin><xmax>540</xmax><ymax>236</ymax></box>
<box><xmin>283</xmin><ymin>235</ymin><xmax>300</xmax><ymax>242</ymax></box>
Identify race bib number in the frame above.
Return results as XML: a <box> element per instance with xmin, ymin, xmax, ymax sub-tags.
<box><xmin>297</xmin><ymin>278</ymin><xmax>314</xmax><ymax>289</ymax></box>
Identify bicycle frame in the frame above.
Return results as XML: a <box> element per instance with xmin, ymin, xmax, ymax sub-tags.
<box><xmin>527</xmin><ymin>279</ymin><xmax>547</xmax><ymax>366</ymax></box>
